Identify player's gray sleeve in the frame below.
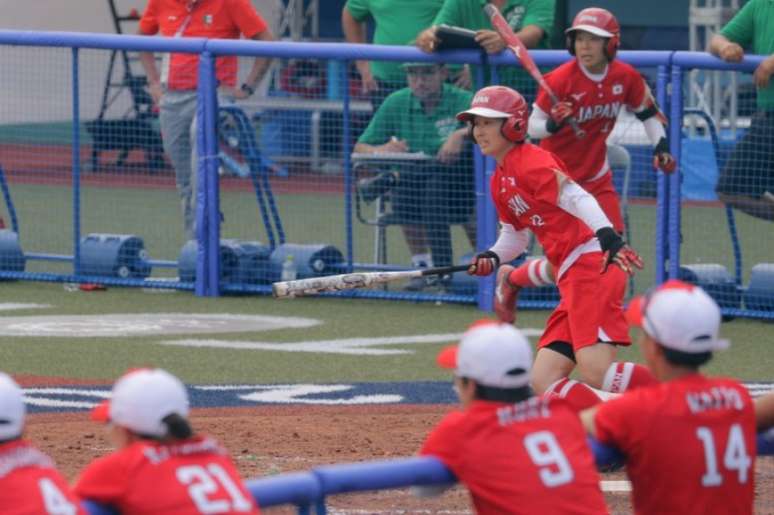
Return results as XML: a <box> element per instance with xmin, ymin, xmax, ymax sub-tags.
<box><xmin>489</xmin><ymin>223</ymin><xmax>530</xmax><ymax>262</ymax></box>
<box><xmin>557</xmin><ymin>181</ymin><xmax>612</xmax><ymax>232</ymax></box>
<box><xmin>528</xmin><ymin>105</ymin><xmax>551</xmax><ymax>139</ymax></box>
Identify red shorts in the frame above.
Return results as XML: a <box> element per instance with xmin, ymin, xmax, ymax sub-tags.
<box><xmin>538</xmin><ymin>251</ymin><xmax>630</xmax><ymax>352</ymax></box>
<box><xmin>582</xmin><ymin>173</ymin><xmax>624</xmax><ymax>233</ymax></box>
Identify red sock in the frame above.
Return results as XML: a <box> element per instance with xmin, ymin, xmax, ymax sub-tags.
<box><xmin>602</xmin><ymin>362</ymin><xmax>657</xmax><ymax>393</ymax></box>
<box><xmin>544</xmin><ymin>377</ymin><xmax>603</xmax><ymax>411</ymax></box>
<box><xmin>508</xmin><ymin>258</ymin><xmax>554</xmax><ymax>288</ymax></box>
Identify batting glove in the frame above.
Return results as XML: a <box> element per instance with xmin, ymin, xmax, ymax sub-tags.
<box><xmin>547</xmin><ymin>101</ymin><xmax>576</xmax><ymax>134</ymax></box>
<box><xmin>652</xmin><ymin>137</ymin><xmax>676</xmax><ymax>174</ymax></box>
<box><xmin>494</xmin><ymin>265</ymin><xmax>520</xmax><ymax>324</ymax></box>
<box><xmin>596</xmin><ymin>227</ymin><xmax>644</xmax><ymax>276</ymax></box>
<box><xmin>468</xmin><ymin>250</ymin><xmax>500</xmax><ymax>276</ymax></box>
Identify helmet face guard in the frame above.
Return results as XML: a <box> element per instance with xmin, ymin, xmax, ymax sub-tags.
<box><xmin>566</xmin><ymin>8</ymin><xmax>621</xmax><ymax>60</ymax></box>
<box><xmin>457</xmin><ymin>86</ymin><xmax>529</xmax><ymax>143</ymax></box>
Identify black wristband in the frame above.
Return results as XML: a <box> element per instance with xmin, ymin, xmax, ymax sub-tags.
<box><xmin>653</xmin><ymin>136</ymin><xmax>669</xmax><ymax>155</ymax></box>
<box><xmin>240</xmin><ymin>83</ymin><xmax>255</xmax><ymax>96</ymax></box>
<box><xmin>546</xmin><ymin>118</ymin><xmax>563</xmax><ymax>134</ymax></box>
<box><xmin>596</xmin><ymin>227</ymin><xmax>623</xmax><ymax>255</ymax></box>
<box><xmin>477</xmin><ymin>250</ymin><xmax>500</xmax><ymax>267</ymax></box>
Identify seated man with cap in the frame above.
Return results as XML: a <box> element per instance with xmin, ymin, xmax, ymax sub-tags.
<box><xmin>418</xmin><ymin>320</ymin><xmax>609</xmax><ymax>514</ymax></box>
<box><xmin>581</xmin><ymin>280</ymin><xmax>757</xmax><ymax>515</ymax></box>
<box><xmin>354</xmin><ymin>62</ymin><xmax>474</xmax><ymax>290</ymax></box>
<box><xmin>74</xmin><ymin>368</ymin><xmax>259</xmax><ymax>514</ymax></box>
<box><xmin>0</xmin><ymin>372</ymin><xmax>84</xmax><ymax>513</ymax></box>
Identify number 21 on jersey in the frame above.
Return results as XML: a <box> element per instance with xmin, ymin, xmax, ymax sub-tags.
<box><xmin>177</xmin><ymin>463</ymin><xmax>254</xmax><ymax>513</ymax></box>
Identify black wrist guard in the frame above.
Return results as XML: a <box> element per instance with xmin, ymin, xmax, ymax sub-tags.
<box><xmin>546</xmin><ymin>118</ymin><xmax>562</xmax><ymax>134</ymax></box>
<box><xmin>653</xmin><ymin>136</ymin><xmax>669</xmax><ymax>156</ymax></box>
<box><xmin>596</xmin><ymin>227</ymin><xmax>623</xmax><ymax>255</ymax></box>
<box><xmin>476</xmin><ymin>250</ymin><xmax>500</xmax><ymax>267</ymax></box>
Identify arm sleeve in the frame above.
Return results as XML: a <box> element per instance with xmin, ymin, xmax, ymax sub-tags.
<box><xmin>593</xmin><ymin>391</ymin><xmax>645</xmax><ymax>450</ymax></box>
<box><xmin>557</xmin><ymin>180</ymin><xmax>612</xmax><ymax>232</ymax></box>
<box><xmin>720</xmin><ymin>1</ymin><xmax>754</xmax><ymax>48</ymax></box>
<box><xmin>522</xmin><ymin>0</ymin><xmax>556</xmax><ymax>39</ymax></box>
<box><xmin>642</xmin><ymin>116</ymin><xmax>667</xmax><ymax>147</ymax></box>
<box><xmin>138</xmin><ymin>0</ymin><xmax>159</xmax><ymax>35</ymax></box>
<box><xmin>345</xmin><ymin>0</ymin><xmax>370</xmax><ymax>23</ymax></box>
<box><xmin>419</xmin><ymin>413</ymin><xmax>464</xmax><ymax>471</ymax></box>
<box><xmin>231</xmin><ymin>0</ymin><xmax>269</xmax><ymax>38</ymax></box>
<box><xmin>528</xmin><ymin>105</ymin><xmax>552</xmax><ymax>139</ymax></box>
<box><xmin>432</xmin><ymin>0</ymin><xmax>460</xmax><ymax>26</ymax></box>
<box><xmin>73</xmin><ymin>455</ymin><xmax>128</xmax><ymax>504</ymax></box>
<box><xmin>489</xmin><ymin>223</ymin><xmax>530</xmax><ymax>263</ymax></box>
<box><xmin>357</xmin><ymin>100</ymin><xmax>393</xmax><ymax>144</ymax></box>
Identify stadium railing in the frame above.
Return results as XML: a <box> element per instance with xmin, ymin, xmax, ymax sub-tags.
<box><xmin>0</xmin><ymin>31</ymin><xmax>770</xmax><ymax>319</ymax></box>
<box><xmin>80</xmin><ymin>431</ymin><xmax>774</xmax><ymax>514</ymax></box>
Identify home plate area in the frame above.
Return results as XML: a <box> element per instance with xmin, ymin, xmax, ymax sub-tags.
<box><xmin>22</xmin><ymin>381</ymin><xmax>774</xmax><ymax>414</ymax></box>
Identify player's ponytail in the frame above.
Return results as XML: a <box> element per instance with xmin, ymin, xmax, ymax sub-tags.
<box><xmin>162</xmin><ymin>413</ymin><xmax>193</xmax><ymax>439</ymax></box>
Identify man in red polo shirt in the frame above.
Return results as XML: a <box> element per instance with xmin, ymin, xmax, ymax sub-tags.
<box><xmin>138</xmin><ymin>0</ymin><xmax>274</xmax><ymax>238</ymax></box>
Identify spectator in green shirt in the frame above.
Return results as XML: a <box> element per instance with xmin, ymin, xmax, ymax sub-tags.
<box><xmin>342</xmin><ymin>0</ymin><xmax>445</xmax><ymax>109</ymax></box>
<box><xmin>354</xmin><ymin>63</ymin><xmax>475</xmax><ymax>289</ymax></box>
<box><xmin>710</xmin><ymin>0</ymin><xmax>774</xmax><ymax>221</ymax></box>
<box><xmin>416</xmin><ymin>0</ymin><xmax>555</xmax><ymax>96</ymax></box>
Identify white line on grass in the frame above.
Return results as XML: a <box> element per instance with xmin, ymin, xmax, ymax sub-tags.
<box><xmin>0</xmin><ymin>303</ymin><xmax>51</xmax><ymax>312</ymax></box>
<box><xmin>161</xmin><ymin>329</ymin><xmax>544</xmax><ymax>356</ymax></box>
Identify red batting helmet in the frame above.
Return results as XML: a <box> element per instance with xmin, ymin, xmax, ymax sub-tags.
<box><xmin>456</xmin><ymin>86</ymin><xmax>528</xmax><ymax>143</ymax></box>
<box><xmin>566</xmin><ymin>7</ymin><xmax>621</xmax><ymax>60</ymax></box>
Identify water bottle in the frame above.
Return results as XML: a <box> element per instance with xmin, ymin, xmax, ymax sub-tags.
<box><xmin>281</xmin><ymin>254</ymin><xmax>297</xmax><ymax>281</ymax></box>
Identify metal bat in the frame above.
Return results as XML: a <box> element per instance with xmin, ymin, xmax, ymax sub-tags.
<box><xmin>272</xmin><ymin>264</ymin><xmax>470</xmax><ymax>298</ymax></box>
<box><xmin>484</xmin><ymin>3</ymin><xmax>586</xmax><ymax>139</ymax></box>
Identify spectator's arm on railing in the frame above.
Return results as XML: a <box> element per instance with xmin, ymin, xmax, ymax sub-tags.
<box><xmin>342</xmin><ymin>7</ymin><xmax>376</xmax><ymax>94</ymax></box>
<box><xmin>708</xmin><ymin>34</ymin><xmax>744</xmax><ymax>63</ymax></box>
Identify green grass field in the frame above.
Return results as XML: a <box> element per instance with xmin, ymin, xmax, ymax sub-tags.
<box><xmin>1</xmin><ymin>173</ymin><xmax>772</xmax><ymax>387</ymax></box>
<box><xmin>0</xmin><ymin>280</ymin><xmax>771</xmax><ymax>386</ymax></box>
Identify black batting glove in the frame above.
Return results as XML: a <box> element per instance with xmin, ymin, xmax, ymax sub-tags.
<box><xmin>596</xmin><ymin>227</ymin><xmax>644</xmax><ymax>276</ymax></box>
<box><xmin>468</xmin><ymin>250</ymin><xmax>500</xmax><ymax>276</ymax></box>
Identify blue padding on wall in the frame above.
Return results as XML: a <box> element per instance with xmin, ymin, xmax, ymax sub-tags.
<box><xmin>680</xmin><ymin>138</ymin><xmax>719</xmax><ymax>201</ymax></box>
<box><xmin>313</xmin><ymin>456</ymin><xmax>455</xmax><ymax>494</ymax></box>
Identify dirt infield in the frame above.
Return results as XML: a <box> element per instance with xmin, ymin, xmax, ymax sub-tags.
<box><xmin>24</xmin><ymin>405</ymin><xmax>774</xmax><ymax>514</ymax></box>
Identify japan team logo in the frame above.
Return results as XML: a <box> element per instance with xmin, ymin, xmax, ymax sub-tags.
<box><xmin>612</xmin><ymin>84</ymin><xmax>623</xmax><ymax>95</ymax></box>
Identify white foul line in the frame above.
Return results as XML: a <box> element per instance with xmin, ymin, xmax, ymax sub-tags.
<box><xmin>161</xmin><ymin>329</ymin><xmax>544</xmax><ymax>356</ymax></box>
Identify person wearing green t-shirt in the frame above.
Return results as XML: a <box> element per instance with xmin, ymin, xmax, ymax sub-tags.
<box><xmin>416</xmin><ymin>0</ymin><xmax>555</xmax><ymax>97</ymax></box>
<box><xmin>709</xmin><ymin>0</ymin><xmax>774</xmax><ymax>221</ymax></box>
<box><xmin>342</xmin><ymin>0</ymin><xmax>446</xmax><ymax>109</ymax></box>
<box><xmin>354</xmin><ymin>63</ymin><xmax>475</xmax><ymax>289</ymax></box>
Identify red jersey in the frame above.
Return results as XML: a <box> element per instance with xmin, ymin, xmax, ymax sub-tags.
<box><xmin>595</xmin><ymin>375</ymin><xmax>756</xmax><ymax>515</ymax></box>
<box><xmin>420</xmin><ymin>397</ymin><xmax>608</xmax><ymax>515</ymax></box>
<box><xmin>492</xmin><ymin>143</ymin><xmax>596</xmax><ymax>273</ymax></box>
<box><xmin>0</xmin><ymin>440</ymin><xmax>85</xmax><ymax>515</ymax></box>
<box><xmin>139</xmin><ymin>0</ymin><xmax>268</xmax><ymax>90</ymax></box>
<box><xmin>535</xmin><ymin>60</ymin><xmax>649</xmax><ymax>183</ymax></box>
<box><xmin>74</xmin><ymin>435</ymin><xmax>259</xmax><ymax>515</ymax></box>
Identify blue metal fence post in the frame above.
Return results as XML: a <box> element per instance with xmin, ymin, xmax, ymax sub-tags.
<box><xmin>71</xmin><ymin>47</ymin><xmax>82</xmax><ymax>277</ymax></box>
<box><xmin>195</xmin><ymin>51</ymin><xmax>220</xmax><ymax>296</ymax></box>
<box><xmin>475</xmin><ymin>61</ymin><xmax>497</xmax><ymax>312</ymax></box>
<box><xmin>668</xmin><ymin>65</ymin><xmax>683</xmax><ymax>280</ymax></box>
<box><xmin>655</xmin><ymin>64</ymin><xmax>670</xmax><ymax>284</ymax></box>
<box><xmin>342</xmin><ymin>59</ymin><xmax>354</xmax><ymax>272</ymax></box>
